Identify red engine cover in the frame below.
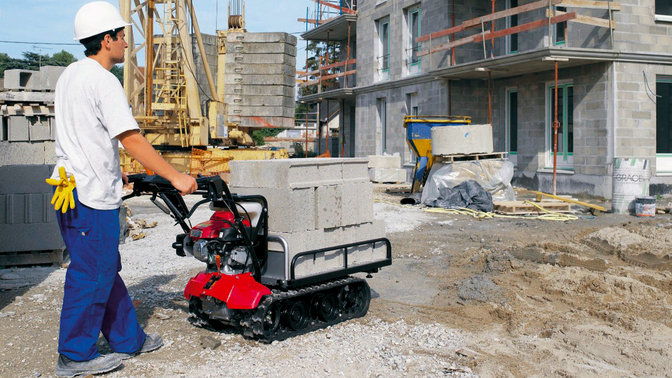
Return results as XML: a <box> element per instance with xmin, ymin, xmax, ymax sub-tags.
<box><xmin>184</xmin><ymin>272</ymin><xmax>271</xmax><ymax>310</ymax></box>
<box><xmin>190</xmin><ymin>211</ymin><xmax>251</xmax><ymax>240</ymax></box>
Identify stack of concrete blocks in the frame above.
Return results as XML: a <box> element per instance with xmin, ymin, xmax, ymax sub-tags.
<box><xmin>3</xmin><ymin>66</ymin><xmax>65</xmax><ymax>91</ymax></box>
<box><xmin>367</xmin><ymin>154</ymin><xmax>406</xmax><ymax>183</ymax></box>
<box><xmin>1</xmin><ymin>67</ymin><xmax>64</xmax><ymax>265</ymax></box>
<box><xmin>224</xmin><ymin>32</ymin><xmax>296</xmax><ymax>129</ymax></box>
<box><xmin>229</xmin><ymin>158</ymin><xmax>387</xmax><ymax>280</ymax></box>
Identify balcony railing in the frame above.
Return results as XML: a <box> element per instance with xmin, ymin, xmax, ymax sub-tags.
<box><xmin>297</xmin><ymin>57</ymin><xmax>357</xmax><ymax>93</ymax></box>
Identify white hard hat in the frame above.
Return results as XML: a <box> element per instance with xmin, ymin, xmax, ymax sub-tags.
<box><xmin>74</xmin><ymin>1</ymin><xmax>130</xmax><ymax>41</ymax></box>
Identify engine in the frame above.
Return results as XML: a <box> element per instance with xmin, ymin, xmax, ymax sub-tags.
<box><xmin>182</xmin><ymin>210</ymin><xmax>254</xmax><ymax>275</ymax></box>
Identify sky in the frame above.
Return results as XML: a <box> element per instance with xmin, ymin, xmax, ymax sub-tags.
<box><xmin>0</xmin><ymin>0</ymin><xmax>313</xmax><ymax>69</ymax></box>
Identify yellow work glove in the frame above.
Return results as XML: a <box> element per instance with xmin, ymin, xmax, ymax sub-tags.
<box><xmin>46</xmin><ymin>167</ymin><xmax>76</xmax><ymax>213</ymax></box>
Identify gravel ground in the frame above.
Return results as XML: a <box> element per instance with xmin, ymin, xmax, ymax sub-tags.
<box><xmin>2</xmin><ymin>188</ymin><xmax>672</xmax><ymax>376</ymax></box>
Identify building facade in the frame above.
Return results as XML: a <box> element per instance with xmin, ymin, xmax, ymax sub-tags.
<box><xmin>299</xmin><ymin>0</ymin><xmax>672</xmax><ymax>198</ymax></box>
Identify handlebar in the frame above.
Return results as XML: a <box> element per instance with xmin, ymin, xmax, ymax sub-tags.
<box><xmin>122</xmin><ymin>173</ymin><xmax>243</xmax><ymax>233</ymax></box>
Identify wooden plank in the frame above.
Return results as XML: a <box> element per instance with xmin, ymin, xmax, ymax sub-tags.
<box><xmin>418</xmin><ymin>13</ymin><xmax>575</xmax><ymax>57</ymax></box>
<box><xmin>315</xmin><ymin>0</ymin><xmax>356</xmax><ymax>15</ymax></box>
<box><xmin>297</xmin><ymin>17</ymin><xmax>334</xmax><ymax>25</ymax></box>
<box><xmin>318</xmin><ymin>69</ymin><xmax>356</xmax><ymax>81</ymax></box>
<box><xmin>463</xmin><ymin>0</ymin><xmax>563</xmax><ymax>28</ymax></box>
<box><xmin>418</xmin><ymin>33</ymin><xmax>486</xmax><ymax>57</ymax></box>
<box><xmin>320</xmin><ymin>58</ymin><xmax>357</xmax><ymax>70</ymax></box>
<box><xmin>476</xmin><ymin>12</ymin><xmax>577</xmax><ymax>42</ymax></box>
<box><xmin>548</xmin><ymin>9</ymin><xmax>615</xmax><ymax>28</ymax></box>
<box><xmin>528</xmin><ymin>190</ymin><xmax>607</xmax><ymax>212</ymax></box>
<box><xmin>494</xmin><ymin>200</ymin><xmax>573</xmax><ymax>214</ymax></box>
<box><xmin>558</xmin><ymin>0</ymin><xmax>621</xmax><ymax>10</ymax></box>
<box><xmin>416</xmin><ymin>0</ymin><xmax>561</xmax><ymax>43</ymax></box>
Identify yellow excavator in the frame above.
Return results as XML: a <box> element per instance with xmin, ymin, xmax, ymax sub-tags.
<box><xmin>119</xmin><ymin>0</ymin><xmax>293</xmax><ymax>176</ymax></box>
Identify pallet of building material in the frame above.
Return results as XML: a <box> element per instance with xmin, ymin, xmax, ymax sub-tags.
<box><xmin>436</xmin><ymin>152</ymin><xmax>508</xmax><ymax>163</ymax></box>
<box><xmin>493</xmin><ymin>200</ymin><xmax>572</xmax><ymax>214</ymax></box>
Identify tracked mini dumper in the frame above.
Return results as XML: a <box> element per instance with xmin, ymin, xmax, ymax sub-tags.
<box><xmin>124</xmin><ymin>174</ymin><xmax>391</xmax><ymax>342</ymax></box>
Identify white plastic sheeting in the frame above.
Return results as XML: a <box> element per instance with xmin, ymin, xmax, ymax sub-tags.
<box><xmin>421</xmin><ymin>160</ymin><xmax>516</xmax><ymax>205</ymax></box>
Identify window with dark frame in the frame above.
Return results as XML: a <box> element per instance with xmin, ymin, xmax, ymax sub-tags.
<box><xmin>656</xmin><ymin>80</ymin><xmax>672</xmax><ymax>154</ymax></box>
<box><xmin>656</xmin><ymin>0</ymin><xmax>672</xmax><ymax>16</ymax></box>
<box><xmin>554</xmin><ymin>6</ymin><xmax>567</xmax><ymax>45</ymax></box>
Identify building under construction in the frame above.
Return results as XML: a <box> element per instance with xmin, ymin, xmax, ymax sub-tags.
<box><xmin>299</xmin><ymin>0</ymin><xmax>672</xmax><ymax>198</ymax></box>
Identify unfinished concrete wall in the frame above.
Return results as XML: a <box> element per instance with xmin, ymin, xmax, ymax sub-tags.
<box><xmin>613</xmin><ymin>0</ymin><xmax>672</xmax><ymax>54</ymax></box>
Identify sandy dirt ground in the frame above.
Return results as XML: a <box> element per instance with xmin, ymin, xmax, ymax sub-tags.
<box><xmin>1</xmin><ymin>186</ymin><xmax>672</xmax><ymax>377</ymax></box>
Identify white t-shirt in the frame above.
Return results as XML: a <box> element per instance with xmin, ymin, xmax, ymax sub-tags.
<box><xmin>51</xmin><ymin>58</ymin><xmax>139</xmax><ymax>210</ymax></box>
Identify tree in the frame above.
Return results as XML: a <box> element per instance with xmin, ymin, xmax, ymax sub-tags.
<box><xmin>0</xmin><ymin>53</ymin><xmax>26</xmax><ymax>77</ymax></box>
<box><xmin>50</xmin><ymin>50</ymin><xmax>76</xmax><ymax>66</ymax></box>
<box><xmin>0</xmin><ymin>50</ymin><xmax>76</xmax><ymax>77</ymax></box>
<box><xmin>110</xmin><ymin>65</ymin><xmax>123</xmax><ymax>83</ymax></box>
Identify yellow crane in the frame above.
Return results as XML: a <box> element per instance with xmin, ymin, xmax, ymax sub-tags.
<box><xmin>119</xmin><ymin>0</ymin><xmax>290</xmax><ymax>175</ymax></box>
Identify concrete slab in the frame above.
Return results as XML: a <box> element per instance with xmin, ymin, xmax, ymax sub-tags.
<box><xmin>226</xmin><ymin>32</ymin><xmax>297</xmax><ymax>45</ymax></box>
<box><xmin>316</xmin><ymin>184</ymin><xmax>342</xmax><ymax>229</ymax></box>
<box><xmin>367</xmin><ymin>155</ymin><xmax>401</xmax><ymax>168</ymax></box>
<box><xmin>0</xmin><ymin>141</ymin><xmax>49</xmax><ymax>166</ymax></box>
<box><xmin>369</xmin><ymin>168</ymin><xmax>407</xmax><ymax>183</ymax></box>
<box><xmin>230</xmin><ymin>186</ymin><xmax>316</xmax><ymax>233</ymax></box>
<box><xmin>8</xmin><ymin>116</ymin><xmax>29</xmax><ymax>142</ymax></box>
<box><xmin>431</xmin><ymin>124</ymin><xmax>494</xmax><ymax>155</ymax></box>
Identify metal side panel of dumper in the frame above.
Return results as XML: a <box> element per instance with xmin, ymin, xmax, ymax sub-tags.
<box><xmin>0</xmin><ymin>164</ymin><xmax>65</xmax><ymax>266</ymax></box>
<box><xmin>262</xmin><ymin>233</ymin><xmax>391</xmax><ymax>288</ymax></box>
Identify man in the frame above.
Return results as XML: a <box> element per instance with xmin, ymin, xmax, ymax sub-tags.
<box><xmin>52</xmin><ymin>2</ymin><xmax>197</xmax><ymax>376</ymax></box>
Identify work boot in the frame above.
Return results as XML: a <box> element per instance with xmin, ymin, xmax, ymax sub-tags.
<box><xmin>55</xmin><ymin>353</ymin><xmax>123</xmax><ymax>377</ymax></box>
<box><xmin>117</xmin><ymin>333</ymin><xmax>164</xmax><ymax>360</ymax></box>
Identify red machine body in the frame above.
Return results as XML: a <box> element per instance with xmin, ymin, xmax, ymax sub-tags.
<box><xmin>189</xmin><ymin>211</ymin><xmax>251</xmax><ymax>240</ymax></box>
<box><xmin>184</xmin><ymin>272</ymin><xmax>271</xmax><ymax>309</ymax></box>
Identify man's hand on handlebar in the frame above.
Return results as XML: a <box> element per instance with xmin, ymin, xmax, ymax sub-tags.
<box><xmin>171</xmin><ymin>173</ymin><xmax>198</xmax><ymax>195</ymax></box>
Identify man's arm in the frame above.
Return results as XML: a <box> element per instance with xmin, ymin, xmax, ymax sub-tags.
<box><xmin>118</xmin><ymin>130</ymin><xmax>197</xmax><ymax>195</ymax></box>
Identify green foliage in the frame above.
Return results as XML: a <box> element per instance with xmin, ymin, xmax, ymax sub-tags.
<box><xmin>291</xmin><ymin>142</ymin><xmax>316</xmax><ymax>158</ymax></box>
<box><xmin>0</xmin><ymin>50</ymin><xmax>77</xmax><ymax>77</ymax></box>
<box><xmin>251</xmin><ymin>128</ymin><xmax>285</xmax><ymax>146</ymax></box>
<box><xmin>110</xmin><ymin>65</ymin><xmax>123</xmax><ymax>83</ymax></box>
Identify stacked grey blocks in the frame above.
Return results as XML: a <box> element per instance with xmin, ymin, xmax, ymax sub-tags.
<box><xmin>1</xmin><ymin>66</ymin><xmax>63</xmax><ymax>264</ymax></box>
<box><xmin>229</xmin><ymin>158</ymin><xmax>386</xmax><ymax>279</ymax></box>
<box><xmin>367</xmin><ymin>155</ymin><xmax>406</xmax><ymax>183</ymax></box>
<box><xmin>3</xmin><ymin>66</ymin><xmax>65</xmax><ymax>91</ymax></box>
<box><xmin>224</xmin><ymin>32</ymin><xmax>297</xmax><ymax>129</ymax></box>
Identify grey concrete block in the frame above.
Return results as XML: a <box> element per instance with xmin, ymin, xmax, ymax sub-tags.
<box><xmin>268</xmin><ymin>220</ymin><xmax>387</xmax><ymax>279</ymax></box>
<box><xmin>38</xmin><ymin>66</ymin><xmax>66</xmax><ymax>90</ymax></box>
<box><xmin>342</xmin><ymin>180</ymin><xmax>374</xmax><ymax>226</ymax></box>
<box><xmin>43</xmin><ymin>141</ymin><xmax>56</xmax><ymax>164</ymax></box>
<box><xmin>8</xmin><ymin>116</ymin><xmax>29</xmax><ymax>142</ymax></box>
<box><xmin>226</xmin><ymin>32</ymin><xmax>297</xmax><ymax>45</ymax></box>
<box><xmin>230</xmin><ymin>185</ymin><xmax>316</xmax><ymax>233</ymax></box>
<box><xmin>316</xmin><ymin>184</ymin><xmax>342</xmax><ymax>229</ymax></box>
<box><xmin>368</xmin><ymin>167</ymin><xmax>406</xmax><ymax>183</ymax></box>
<box><xmin>229</xmin><ymin>84</ymin><xmax>295</xmax><ymax>96</ymax></box>
<box><xmin>367</xmin><ymin>154</ymin><xmax>401</xmax><ymax>168</ymax></box>
<box><xmin>28</xmin><ymin>116</ymin><xmax>52</xmax><ymax>141</ymax></box>
<box><xmin>229</xmin><ymin>53</ymin><xmax>293</xmax><ymax>65</ymax></box>
<box><xmin>342</xmin><ymin>159</ymin><xmax>370</xmax><ymax>181</ymax></box>
<box><xmin>229</xmin><ymin>115</ymin><xmax>295</xmax><ymax>128</ymax></box>
<box><xmin>229</xmin><ymin>42</ymin><xmax>296</xmax><ymax>56</ymax></box>
<box><xmin>230</xmin><ymin>158</ymin><xmax>320</xmax><ymax>188</ymax></box>
<box><xmin>229</xmin><ymin>105</ymin><xmax>295</xmax><ymax>118</ymax></box>
<box><xmin>224</xmin><ymin>73</ymin><xmax>295</xmax><ymax>86</ymax></box>
<box><xmin>224</xmin><ymin>94</ymin><xmax>295</xmax><ymax>107</ymax></box>
<box><xmin>0</xmin><ymin>141</ymin><xmax>50</xmax><ymax>166</ymax></box>
<box><xmin>3</xmin><ymin>70</ymin><xmax>36</xmax><ymax>90</ymax></box>
<box><xmin>224</xmin><ymin>63</ymin><xmax>296</xmax><ymax>75</ymax></box>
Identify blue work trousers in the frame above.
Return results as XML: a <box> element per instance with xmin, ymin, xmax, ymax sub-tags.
<box><xmin>56</xmin><ymin>189</ymin><xmax>145</xmax><ymax>361</ymax></box>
